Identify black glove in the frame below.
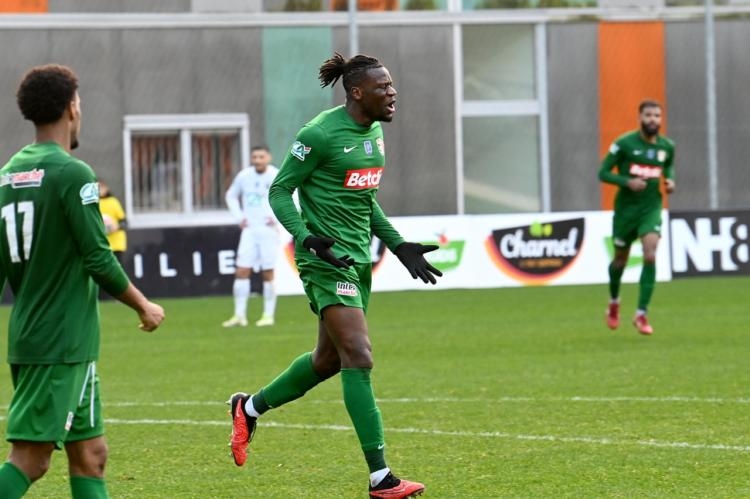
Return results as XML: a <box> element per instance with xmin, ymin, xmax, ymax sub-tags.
<box><xmin>303</xmin><ymin>236</ymin><xmax>355</xmax><ymax>269</ymax></box>
<box><xmin>394</xmin><ymin>242</ymin><xmax>443</xmax><ymax>284</ymax></box>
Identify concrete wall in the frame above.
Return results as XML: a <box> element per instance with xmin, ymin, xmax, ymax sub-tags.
<box><xmin>49</xmin><ymin>0</ymin><xmax>191</xmax><ymax>12</ymax></box>
<box><xmin>665</xmin><ymin>19</ymin><xmax>750</xmax><ymax>211</ymax></box>
<box><xmin>0</xmin><ymin>26</ymin><xmax>265</xmax><ymax>201</ymax></box>
<box><xmin>0</xmin><ymin>16</ymin><xmax>747</xmax><ymax>217</ymax></box>
<box><xmin>665</xmin><ymin>20</ymin><xmax>709</xmax><ymax>211</ymax></box>
<box><xmin>713</xmin><ymin>19</ymin><xmax>750</xmax><ymax>209</ymax></box>
<box><xmin>546</xmin><ymin>22</ymin><xmax>600</xmax><ymax>212</ymax></box>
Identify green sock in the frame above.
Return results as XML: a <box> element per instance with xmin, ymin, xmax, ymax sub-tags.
<box><xmin>637</xmin><ymin>262</ymin><xmax>656</xmax><ymax>311</ymax></box>
<box><xmin>0</xmin><ymin>462</ymin><xmax>30</xmax><ymax>499</ymax></box>
<box><xmin>608</xmin><ymin>262</ymin><xmax>625</xmax><ymax>300</ymax></box>
<box><xmin>341</xmin><ymin>368</ymin><xmax>386</xmax><ymax>473</ymax></box>
<box><xmin>70</xmin><ymin>476</ymin><xmax>109</xmax><ymax>499</ymax></box>
<box><xmin>258</xmin><ymin>352</ymin><xmax>324</xmax><ymax>412</ymax></box>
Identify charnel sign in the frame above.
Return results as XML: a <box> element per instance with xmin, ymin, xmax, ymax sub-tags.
<box><xmin>485</xmin><ymin>218</ymin><xmax>585</xmax><ymax>284</ymax></box>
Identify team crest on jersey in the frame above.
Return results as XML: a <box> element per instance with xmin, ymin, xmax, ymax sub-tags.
<box><xmin>336</xmin><ymin>282</ymin><xmax>358</xmax><ymax>296</ymax></box>
<box><xmin>0</xmin><ymin>169</ymin><xmax>45</xmax><ymax>189</ymax></box>
<box><xmin>657</xmin><ymin>150</ymin><xmax>667</xmax><ymax>162</ymax></box>
<box><xmin>291</xmin><ymin>141</ymin><xmax>312</xmax><ymax>161</ymax></box>
<box><xmin>376</xmin><ymin>138</ymin><xmax>385</xmax><ymax>156</ymax></box>
<box><xmin>80</xmin><ymin>182</ymin><xmax>99</xmax><ymax>205</ymax></box>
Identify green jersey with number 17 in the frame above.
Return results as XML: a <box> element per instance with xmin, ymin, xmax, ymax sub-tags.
<box><xmin>269</xmin><ymin>105</ymin><xmax>404</xmax><ymax>263</ymax></box>
<box><xmin>0</xmin><ymin>142</ymin><xmax>129</xmax><ymax>364</ymax></box>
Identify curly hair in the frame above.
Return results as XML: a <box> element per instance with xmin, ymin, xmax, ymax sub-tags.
<box><xmin>318</xmin><ymin>52</ymin><xmax>382</xmax><ymax>93</ymax></box>
<box><xmin>16</xmin><ymin>64</ymin><xmax>79</xmax><ymax>125</ymax></box>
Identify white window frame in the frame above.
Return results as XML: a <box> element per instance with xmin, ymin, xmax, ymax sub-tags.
<box><xmin>454</xmin><ymin>23</ymin><xmax>550</xmax><ymax>214</ymax></box>
<box><xmin>123</xmin><ymin>113</ymin><xmax>251</xmax><ymax>228</ymax></box>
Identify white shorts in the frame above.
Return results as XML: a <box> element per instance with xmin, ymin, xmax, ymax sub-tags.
<box><xmin>235</xmin><ymin>226</ymin><xmax>279</xmax><ymax>271</ymax></box>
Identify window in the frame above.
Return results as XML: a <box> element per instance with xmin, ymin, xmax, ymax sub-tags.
<box><xmin>463</xmin><ymin>116</ymin><xmax>541</xmax><ymax>213</ymax></box>
<box><xmin>463</xmin><ymin>25</ymin><xmax>535</xmax><ymax>100</ymax></box>
<box><xmin>130</xmin><ymin>132</ymin><xmax>181</xmax><ymax>214</ymax></box>
<box><xmin>462</xmin><ymin>0</ymin><xmax>594</xmax><ymax>9</ymax></box>
<box><xmin>123</xmin><ymin>114</ymin><xmax>250</xmax><ymax>227</ymax></box>
<box><xmin>458</xmin><ymin>24</ymin><xmax>550</xmax><ymax>214</ymax></box>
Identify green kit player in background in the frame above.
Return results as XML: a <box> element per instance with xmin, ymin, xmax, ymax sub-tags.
<box><xmin>0</xmin><ymin>65</ymin><xmax>165</xmax><ymax>498</ymax></box>
<box><xmin>599</xmin><ymin>99</ymin><xmax>675</xmax><ymax>336</ymax></box>
<box><xmin>227</xmin><ymin>53</ymin><xmax>441</xmax><ymax>499</ymax></box>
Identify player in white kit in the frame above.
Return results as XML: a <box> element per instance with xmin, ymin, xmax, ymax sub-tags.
<box><xmin>222</xmin><ymin>146</ymin><xmax>279</xmax><ymax>328</ymax></box>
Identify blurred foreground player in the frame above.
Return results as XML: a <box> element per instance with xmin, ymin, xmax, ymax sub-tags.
<box><xmin>0</xmin><ymin>64</ymin><xmax>165</xmax><ymax>499</ymax></box>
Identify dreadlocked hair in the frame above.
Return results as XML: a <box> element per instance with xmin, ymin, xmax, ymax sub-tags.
<box><xmin>318</xmin><ymin>53</ymin><xmax>383</xmax><ymax>92</ymax></box>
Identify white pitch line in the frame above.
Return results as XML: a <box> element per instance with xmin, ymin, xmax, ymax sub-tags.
<box><xmin>372</xmin><ymin>396</ymin><xmax>750</xmax><ymax>404</ymax></box>
<box><xmin>103</xmin><ymin>418</ymin><xmax>750</xmax><ymax>453</ymax></box>
<box><xmin>96</xmin><ymin>395</ymin><xmax>750</xmax><ymax>408</ymax></box>
<box><xmin>567</xmin><ymin>396</ymin><xmax>750</xmax><ymax>404</ymax></box>
<box><xmin>108</xmin><ymin>401</ymin><xmax>220</xmax><ymax>407</ymax></box>
<box><xmin>3</xmin><ymin>411</ymin><xmax>746</xmax><ymax>453</ymax></box>
<box><xmin>1</xmin><ymin>395</ymin><xmax>747</xmax><ymax>413</ymax></box>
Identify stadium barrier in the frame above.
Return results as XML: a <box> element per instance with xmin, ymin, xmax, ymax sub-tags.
<box><xmin>0</xmin><ymin>209</ymin><xmax>741</xmax><ymax>302</ymax></box>
<box><xmin>669</xmin><ymin>210</ymin><xmax>750</xmax><ymax>278</ymax></box>
<box><xmin>122</xmin><ymin>210</ymin><xmax>673</xmax><ymax>298</ymax></box>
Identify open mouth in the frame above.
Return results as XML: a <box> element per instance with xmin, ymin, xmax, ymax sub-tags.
<box><xmin>386</xmin><ymin>101</ymin><xmax>396</xmax><ymax>113</ymax></box>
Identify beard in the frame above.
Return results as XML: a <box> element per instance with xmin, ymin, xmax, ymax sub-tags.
<box><xmin>640</xmin><ymin>122</ymin><xmax>659</xmax><ymax>138</ymax></box>
<box><xmin>71</xmin><ymin>134</ymin><xmax>79</xmax><ymax>150</ymax></box>
<box><xmin>364</xmin><ymin>101</ymin><xmax>393</xmax><ymax>123</ymax></box>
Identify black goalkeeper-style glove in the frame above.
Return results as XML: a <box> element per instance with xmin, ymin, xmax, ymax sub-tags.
<box><xmin>303</xmin><ymin>235</ymin><xmax>355</xmax><ymax>269</ymax></box>
<box><xmin>394</xmin><ymin>242</ymin><xmax>443</xmax><ymax>285</ymax></box>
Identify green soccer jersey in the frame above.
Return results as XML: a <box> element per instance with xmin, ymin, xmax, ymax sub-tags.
<box><xmin>0</xmin><ymin>142</ymin><xmax>129</xmax><ymax>364</ymax></box>
<box><xmin>598</xmin><ymin>130</ymin><xmax>675</xmax><ymax>211</ymax></box>
<box><xmin>269</xmin><ymin>105</ymin><xmax>404</xmax><ymax>263</ymax></box>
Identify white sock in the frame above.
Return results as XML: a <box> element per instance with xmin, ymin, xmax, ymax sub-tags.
<box><xmin>636</xmin><ymin>309</ymin><xmax>646</xmax><ymax>317</ymax></box>
<box><xmin>610</xmin><ymin>297</ymin><xmax>620</xmax><ymax>305</ymax></box>
<box><xmin>370</xmin><ymin>467</ymin><xmax>390</xmax><ymax>488</ymax></box>
<box><xmin>262</xmin><ymin>281</ymin><xmax>276</xmax><ymax>318</ymax></box>
<box><xmin>233</xmin><ymin>279</ymin><xmax>250</xmax><ymax>319</ymax></box>
<box><xmin>244</xmin><ymin>396</ymin><xmax>261</xmax><ymax>418</ymax></box>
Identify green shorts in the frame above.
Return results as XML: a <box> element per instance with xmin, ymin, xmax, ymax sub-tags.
<box><xmin>6</xmin><ymin>361</ymin><xmax>104</xmax><ymax>449</ymax></box>
<box><xmin>297</xmin><ymin>258</ymin><xmax>372</xmax><ymax>318</ymax></box>
<box><xmin>612</xmin><ymin>207</ymin><xmax>663</xmax><ymax>248</ymax></box>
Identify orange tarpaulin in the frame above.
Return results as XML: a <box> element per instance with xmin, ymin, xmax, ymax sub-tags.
<box><xmin>598</xmin><ymin>22</ymin><xmax>667</xmax><ymax>209</ymax></box>
<box><xmin>331</xmin><ymin>0</ymin><xmax>398</xmax><ymax>10</ymax></box>
<box><xmin>0</xmin><ymin>0</ymin><xmax>47</xmax><ymax>12</ymax></box>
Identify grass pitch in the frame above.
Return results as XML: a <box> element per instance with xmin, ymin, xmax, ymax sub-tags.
<box><xmin>0</xmin><ymin>276</ymin><xmax>748</xmax><ymax>498</ymax></box>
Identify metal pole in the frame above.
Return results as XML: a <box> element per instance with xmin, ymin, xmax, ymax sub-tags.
<box><xmin>705</xmin><ymin>0</ymin><xmax>719</xmax><ymax>210</ymax></box>
<box><xmin>536</xmin><ymin>23</ymin><xmax>551</xmax><ymax>213</ymax></box>
<box><xmin>348</xmin><ymin>0</ymin><xmax>358</xmax><ymax>56</ymax></box>
<box><xmin>453</xmin><ymin>23</ymin><xmax>464</xmax><ymax>214</ymax></box>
